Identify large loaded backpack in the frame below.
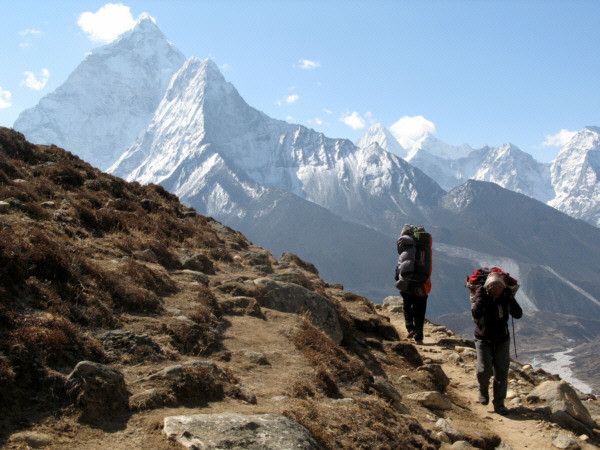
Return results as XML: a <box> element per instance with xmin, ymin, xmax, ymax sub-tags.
<box><xmin>397</xmin><ymin>225</ymin><xmax>432</xmax><ymax>285</ymax></box>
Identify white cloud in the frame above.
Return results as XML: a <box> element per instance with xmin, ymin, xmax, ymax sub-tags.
<box><xmin>22</xmin><ymin>68</ymin><xmax>50</xmax><ymax>90</ymax></box>
<box><xmin>315</xmin><ymin>118</ymin><xmax>323</xmax><ymax>125</ymax></box>
<box><xmin>390</xmin><ymin>115</ymin><xmax>436</xmax><ymax>148</ymax></box>
<box><xmin>323</xmin><ymin>109</ymin><xmax>332</xmax><ymax>115</ymax></box>
<box><xmin>543</xmin><ymin>129</ymin><xmax>577</xmax><ymax>147</ymax></box>
<box><xmin>340</xmin><ymin>112</ymin><xmax>366</xmax><ymax>130</ymax></box>
<box><xmin>286</xmin><ymin>94</ymin><xmax>299</xmax><ymax>104</ymax></box>
<box><xmin>0</xmin><ymin>87</ymin><xmax>12</xmax><ymax>109</ymax></box>
<box><xmin>19</xmin><ymin>29</ymin><xmax>42</xmax><ymax>36</ymax></box>
<box><xmin>299</xmin><ymin>59</ymin><xmax>320</xmax><ymax>70</ymax></box>
<box><xmin>78</xmin><ymin>3</ymin><xmax>137</xmax><ymax>43</ymax></box>
<box><xmin>286</xmin><ymin>115</ymin><xmax>294</xmax><ymax>121</ymax></box>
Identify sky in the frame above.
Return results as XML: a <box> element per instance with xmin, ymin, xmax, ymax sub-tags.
<box><xmin>1</xmin><ymin>1</ymin><xmax>599</xmax><ymax>163</ymax></box>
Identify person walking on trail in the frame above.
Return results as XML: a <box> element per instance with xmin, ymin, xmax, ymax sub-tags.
<box><xmin>395</xmin><ymin>224</ymin><xmax>432</xmax><ymax>345</ymax></box>
<box><xmin>471</xmin><ymin>272</ymin><xmax>523</xmax><ymax>415</ymax></box>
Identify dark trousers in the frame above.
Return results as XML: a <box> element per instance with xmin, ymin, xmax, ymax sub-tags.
<box><xmin>401</xmin><ymin>292</ymin><xmax>428</xmax><ymax>341</ymax></box>
<box><xmin>475</xmin><ymin>339</ymin><xmax>510</xmax><ymax>407</ymax></box>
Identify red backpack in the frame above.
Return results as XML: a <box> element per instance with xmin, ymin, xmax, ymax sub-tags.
<box><xmin>465</xmin><ymin>267</ymin><xmax>519</xmax><ymax>305</ymax></box>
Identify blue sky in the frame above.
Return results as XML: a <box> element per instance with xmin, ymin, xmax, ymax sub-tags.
<box><xmin>1</xmin><ymin>1</ymin><xmax>599</xmax><ymax>162</ymax></box>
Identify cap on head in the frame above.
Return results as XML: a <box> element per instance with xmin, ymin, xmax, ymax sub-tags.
<box><xmin>484</xmin><ymin>272</ymin><xmax>506</xmax><ymax>290</ymax></box>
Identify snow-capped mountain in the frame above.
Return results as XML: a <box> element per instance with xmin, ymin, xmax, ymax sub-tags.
<box><xmin>470</xmin><ymin>143</ymin><xmax>554</xmax><ymax>202</ymax></box>
<box><xmin>13</xmin><ymin>16</ymin><xmax>185</xmax><ymax>171</ymax></box>
<box><xmin>359</xmin><ymin>126</ymin><xmax>555</xmax><ymax>202</ymax></box>
<box><xmin>409</xmin><ymin>132</ymin><xmax>475</xmax><ymax>160</ymax></box>
<box><xmin>356</xmin><ymin>123</ymin><xmax>407</xmax><ymax>158</ymax></box>
<box><xmin>549</xmin><ymin>127</ymin><xmax>600</xmax><ymax>226</ymax></box>
<box><xmin>110</xmin><ymin>57</ymin><xmax>444</xmax><ymax>236</ymax></box>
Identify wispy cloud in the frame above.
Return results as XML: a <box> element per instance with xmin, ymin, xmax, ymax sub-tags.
<box><xmin>298</xmin><ymin>59</ymin><xmax>320</xmax><ymax>70</ymax></box>
<box><xmin>543</xmin><ymin>129</ymin><xmax>577</xmax><ymax>147</ymax></box>
<box><xmin>323</xmin><ymin>109</ymin><xmax>332</xmax><ymax>115</ymax></box>
<box><xmin>390</xmin><ymin>115</ymin><xmax>436</xmax><ymax>148</ymax></box>
<box><xmin>0</xmin><ymin>87</ymin><xmax>12</xmax><ymax>109</ymax></box>
<box><xmin>286</xmin><ymin>94</ymin><xmax>299</xmax><ymax>104</ymax></box>
<box><xmin>78</xmin><ymin>3</ymin><xmax>137</xmax><ymax>43</ymax></box>
<box><xmin>19</xmin><ymin>29</ymin><xmax>42</xmax><ymax>36</ymax></box>
<box><xmin>22</xmin><ymin>69</ymin><xmax>50</xmax><ymax>90</ymax></box>
<box><xmin>340</xmin><ymin>112</ymin><xmax>366</xmax><ymax>130</ymax></box>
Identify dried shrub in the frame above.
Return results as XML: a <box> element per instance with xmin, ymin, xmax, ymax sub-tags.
<box><xmin>47</xmin><ymin>164</ymin><xmax>84</xmax><ymax>188</ymax></box>
<box><xmin>7</xmin><ymin>314</ymin><xmax>105</xmax><ymax>373</ymax></box>
<box><xmin>289</xmin><ymin>316</ymin><xmax>371</xmax><ymax>391</ymax></box>
<box><xmin>209</xmin><ymin>247</ymin><xmax>233</xmax><ymax>262</ymax></box>
<box><xmin>171</xmin><ymin>366</ymin><xmax>226</xmax><ymax>405</ymax></box>
<box><xmin>83</xmin><ymin>262</ymin><xmax>162</xmax><ymax>314</ymax></box>
<box><xmin>284</xmin><ymin>397</ymin><xmax>439</xmax><ymax>450</ymax></box>
<box><xmin>120</xmin><ymin>258</ymin><xmax>177</xmax><ymax>295</ymax></box>
<box><xmin>166</xmin><ymin>322</ymin><xmax>220</xmax><ymax>356</ymax></box>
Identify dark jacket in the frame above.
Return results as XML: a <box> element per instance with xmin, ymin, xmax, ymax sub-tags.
<box><xmin>471</xmin><ymin>287</ymin><xmax>523</xmax><ymax>345</ymax></box>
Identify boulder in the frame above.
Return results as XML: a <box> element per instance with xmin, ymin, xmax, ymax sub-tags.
<box><xmin>435</xmin><ymin>418</ymin><xmax>464</xmax><ymax>442</ymax></box>
<box><xmin>65</xmin><ymin>361</ymin><xmax>129</xmax><ymax>422</ymax></box>
<box><xmin>407</xmin><ymin>391</ymin><xmax>452</xmax><ymax>410</ymax></box>
<box><xmin>163</xmin><ymin>413</ymin><xmax>321</xmax><ymax>449</ymax></box>
<box><xmin>97</xmin><ymin>329</ymin><xmax>161</xmax><ymax>359</ymax></box>
<box><xmin>279</xmin><ymin>252</ymin><xmax>319</xmax><ymax>274</ymax></box>
<box><xmin>9</xmin><ymin>431</ymin><xmax>53</xmax><ymax>449</ymax></box>
<box><xmin>179</xmin><ymin>253</ymin><xmax>215</xmax><ymax>274</ymax></box>
<box><xmin>371</xmin><ymin>376</ymin><xmax>406</xmax><ymax>412</ymax></box>
<box><xmin>417</xmin><ymin>364</ymin><xmax>450</xmax><ymax>393</ymax></box>
<box><xmin>383</xmin><ymin>296</ymin><xmax>403</xmax><ymax>313</ymax></box>
<box><xmin>388</xmin><ymin>341</ymin><xmax>423</xmax><ymax>366</ymax></box>
<box><xmin>551</xmin><ymin>432</ymin><xmax>580</xmax><ymax>449</ymax></box>
<box><xmin>527</xmin><ymin>381</ymin><xmax>596</xmax><ymax>432</ymax></box>
<box><xmin>253</xmin><ymin>278</ymin><xmax>342</xmax><ymax>343</ymax></box>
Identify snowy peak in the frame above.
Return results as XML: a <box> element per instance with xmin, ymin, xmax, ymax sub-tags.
<box><xmin>409</xmin><ymin>133</ymin><xmax>474</xmax><ymax>160</ymax></box>
<box><xmin>549</xmin><ymin>126</ymin><xmax>600</xmax><ymax>226</ymax></box>
<box><xmin>356</xmin><ymin>123</ymin><xmax>407</xmax><ymax>158</ymax></box>
<box><xmin>13</xmin><ymin>17</ymin><xmax>186</xmax><ymax>171</ymax></box>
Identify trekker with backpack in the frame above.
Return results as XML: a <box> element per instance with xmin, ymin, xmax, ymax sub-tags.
<box><xmin>394</xmin><ymin>224</ymin><xmax>432</xmax><ymax>345</ymax></box>
<box><xmin>471</xmin><ymin>272</ymin><xmax>523</xmax><ymax>415</ymax></box>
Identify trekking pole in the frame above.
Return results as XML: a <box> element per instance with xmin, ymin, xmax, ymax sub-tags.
<box><xmin>512</xmin><ymin>317</ymin><xmax>518</xmax><ymax>358</ymax></box>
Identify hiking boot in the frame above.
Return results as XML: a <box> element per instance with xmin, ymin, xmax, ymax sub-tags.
<box><xmin>406</xmin><ymin>330</ymin><xmax>415</xmax><ymax>339</ymax></box>
<box><xmin>478</xmin><ymin>393</ymin><xmax>489</xmax><ymax>405</ymax></box>
<box><xmin>414</xmin><ymin>338</ymin><xmax>423</xmax><ymax>345</ymax></box>
<box><xmin>494</xmin><ymin>405</ymin><xmax>509</xmax><ymax>415</ymax></box>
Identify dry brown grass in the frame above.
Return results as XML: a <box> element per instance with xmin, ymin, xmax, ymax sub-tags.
<box><xmin>289</xmin><ymin>315</ymin><xmax>372</xmax><ymax>395</ymax></box>
<box><xmin>284</xmin><ymin>397</ymin><xmax>439</xmax><ymax>449</ymax></box>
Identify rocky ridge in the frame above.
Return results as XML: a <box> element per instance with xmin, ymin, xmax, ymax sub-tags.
<box><xmin>0</xmin><ymin>128</ymin><xmax>599</xmax><ymax>449</ymax></box>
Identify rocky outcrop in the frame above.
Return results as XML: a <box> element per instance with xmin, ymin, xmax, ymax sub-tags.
<box><xmin>253</xmin><ymin>277</ymin><xmax>343</xmax><ymax>343</ymax></box>
<box><xmin>527</xmin><ymin>381</ymin><xmax>597</xmax><ymax>434</ymax></box>
<box><xmin>65</xmin><ymin>361</ymin><xmax>129</xmax><ymax>422</ymax></box>
<box><xmin>163</xmin><ymin>413</ymin><xmax>322</xmax><ymax>449</ymax></box>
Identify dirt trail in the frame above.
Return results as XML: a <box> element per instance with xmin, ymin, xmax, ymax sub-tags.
<box><xmin>385</xmin><ymin>312</ymin><xmax>598</xmax><ymax>449</ymax></box>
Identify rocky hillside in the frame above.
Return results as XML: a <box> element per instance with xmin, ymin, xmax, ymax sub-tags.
<box><xmin>0</xmin><ymin>128</ymin><xmax>598</xmax><ymax>449</ymax></box>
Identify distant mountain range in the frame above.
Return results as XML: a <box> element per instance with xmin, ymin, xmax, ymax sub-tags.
<box><xmin>358</xmin><ymin>123</ymin><xmax>600</xmax><ymax>227</ymax></box>
<box><xmin>12</xmin><ymin>17</ymin><xmax>600</xmax><ymax>385</ymax></box>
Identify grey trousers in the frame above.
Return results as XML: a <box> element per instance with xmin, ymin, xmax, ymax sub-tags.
<box><xmin>475</xmin><ymin>338</ymin><xmax>510</xmax><ymax>407</ymax></box>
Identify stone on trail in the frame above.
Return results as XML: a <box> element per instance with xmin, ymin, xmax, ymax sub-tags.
<box><xmin>163</xmin><ymin>413</ymin><xmax>321</xmax><ymax>449</ymax></box>
<box><xmin>527</xmin><ymin>381</ymin><xmax>597</xmax><ymax>432</ymax></box>
<box><xmin>407</xmin><ymin>391</ymin><xmax>452</xmax><ymax>410</ymax></box>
